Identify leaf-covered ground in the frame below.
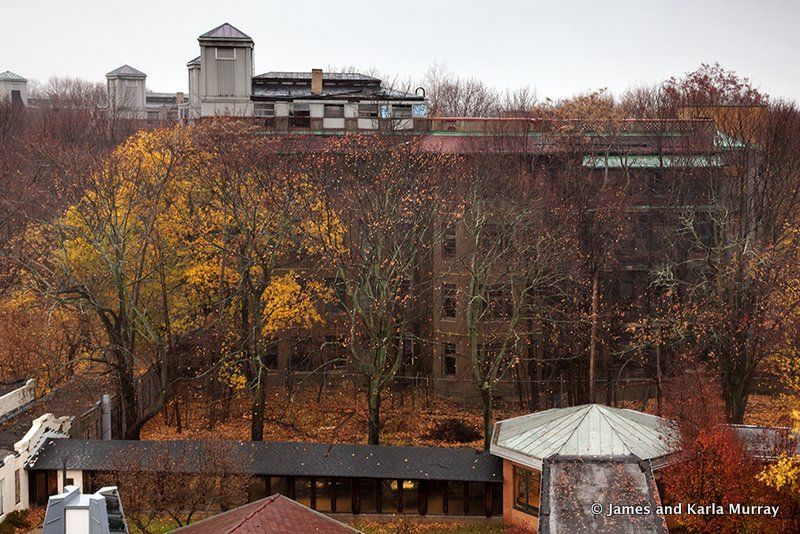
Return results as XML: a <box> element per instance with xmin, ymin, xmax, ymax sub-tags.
<box><xmin>141</xmin><ymin>383</ymin><xmax>792</xmax><ymax>446</ymax></box>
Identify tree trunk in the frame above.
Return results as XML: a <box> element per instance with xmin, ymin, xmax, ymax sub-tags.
<box><xmin>481</xmin><ymin>386</ymin><xmax>493</xmax><ymax>451</ymax></box>
<box><xmin>588</xmin><ymin>270</ymin><xmax>600</xmax><ymax>403</ymax></box>
<box><xmin>655</xmin><ymin>345</ymin><xmax>663</xmax><ymax>417</ymax></box>
<box><xmin>115</xmin><ymin>351</ymin><xmax>141</xmax><ymax>440</ymax></box>
<box><xmin>367</xmin><ymin>383</ymin><xmax>381</xmax><ymax>445</ymax></box>
<box><xmin>250</xmin><ymin>367</ymin><xmax>266</xmax><ymax>441</ymax></box>
<box><xmin>724</xmin><ymin>374</ymin><xmax>750</xmax><ymax>424</ymax></box>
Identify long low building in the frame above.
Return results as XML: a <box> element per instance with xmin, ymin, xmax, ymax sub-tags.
<box><xmin>27</xmin><ymin>438</ymin><xmax>504</xmax><ymax>518</ymax></box>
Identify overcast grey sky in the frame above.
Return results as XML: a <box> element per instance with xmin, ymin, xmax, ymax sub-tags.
<box><xmin>2</xmin><ymin>0</ymin><xmax>798</xmax><ymax>101</ymax></box>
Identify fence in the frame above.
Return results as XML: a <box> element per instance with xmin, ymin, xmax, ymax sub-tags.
<box><xmin>71</xmin><ymin>368</ymin><xmax>160</xmax><ymax>440</ymax></box>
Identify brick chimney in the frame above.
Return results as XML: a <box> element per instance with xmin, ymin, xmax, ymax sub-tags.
<box><xmin>311</xmin><ymin>68</ymin><xmax>323</xmax><ymax>95</ymax></box>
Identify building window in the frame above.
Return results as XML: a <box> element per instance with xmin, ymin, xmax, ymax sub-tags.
<box><xmin>291</xmin><ymin>341</ymin><xmax>312</xmax><ymax>371</ymax></box>
<box><xmin>392</xmin><ymin>105</ymin><xmax>412</xmax><ymax>119</ymax></box>
<box><xmin>442</xmin><ymin>284</ymin><xmax>456</xmax><ymax>319</ymax></box>
<box><xmin>442</xmin><ymin>222</ymin><xmax>456</xmax><ymax>258</ymax></box>
<box><xmin>15</xmin><ymin>469</ymin><xmax>20</xmax><ymax>504</ymax></box>
<box><xmin>324</xmin><ymin>334</ymin><xmax>347</xmax><ymax>368</ymax></box>
<box><xmin>358</xmin><ymin>103</ymin><xmax>378</xmax><ymax>119</ymax></box>
<box><xmin>0</xmin><ymin>478</ymin><xmax>4</xmax><ymax>515</ymax></box>
<box><xmin>486</xmin><ymin>284</ymin><xmax>513</xmax><ymax>319</ymax></box>
<box><xmin>289</xmin><ymin>103</ymin><xmax>311</xmax><ymax>128</ymax></box>
<box><xmin>254</xmin><ymin>102</ymin><xmax>275</xmax><ymax>118</ymax></box>
<box><xmin>324</xmin><ymin>104</ymin><xmax>344</xmax><ymax>118</ymax></box>
<box><xmin>215</xmin><ymin>47</ymin><xmax>236</xmax><ymax>60</ymax></box>
<box><xmin>11</xmin><ymin>90</ymin><xmax>22</xmax><ymax>104</ymax></box>
<box><xmin>443</xmin><ymin>342</ymin><xmax>457</xmax><ymax>376</ymax></box>
<box><xmin>265</xmin><ymin>342</ymin><xmax>278</xmax><ymax>370</ymax></box>
<box><xmin>513</xmin><ymin>466</ymin><xmax>540</xmax><ymax>516</ymax></box>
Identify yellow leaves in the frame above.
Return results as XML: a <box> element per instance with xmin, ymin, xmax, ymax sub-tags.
<box><xmin>217</xmin><ymin>359</ymin><xmax>248</xmax><ymax>392</ymax></box>
<box><xmin>759</xmin><ymin>453</ymin><xmax>800</xmax><ymax>493</ymax></box>
<box><xmin>260</xmin><ymin>272</ymin><xmax>333</xmax><ymax>336</ymax></box>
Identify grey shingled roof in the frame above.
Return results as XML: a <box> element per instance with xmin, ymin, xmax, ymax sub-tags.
<box><xmin>106</xmin><ymin>65</ymin><xmax>146</xmax><ymax>78</ymax></box>
<box><xmin>0</xmin><ymin>71</ymin><xmax>26</xmax><ymax>82</ymax></box>
<box><xmin>491</xmin><ymin>404</ymin><xmax>678</xmax><ymax>469</ymax></box>
<box><xmin>28</xmin><ymin>439</ymin><xmax>502</xmax><ymax>483</ymax></box>
<box><xmin>199</xmin><ymin>23</ymin><xmax>252</xmax><ymax>41</ymax></box>
<box><xmin>186</xmin><ymin>56</ymin><xmax>200</xmax><ymax>66</ymax></box>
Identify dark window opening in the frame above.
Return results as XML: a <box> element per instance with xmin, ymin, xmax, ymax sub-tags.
<box><xmin>290</xmin><ymin>342</ymin><xmax>312</xmax><ymax>371</ymax></box>
<box><xmin>442</xmin><ymin>223</ymin><xmax>456</xmax><ymax>258</ymax></box>
<box><xmin>324</xmin><ymin>104</ymin><xmax>344</xmax><ymax>118</ymax></box>
<box><xmin>264</xmin><ymin>342</ymin><xmax>278</xmax><ymax>370</ymax></box>
<box><xmin>289</xmin><ymin>103</ymin><xmax>311</xmax><ymax>128</ymax></box>
<box><xmin>442</xmin><ymin>284</ymin><xmax>457</xmax><ymax>319</ymax></box>
<box><xmin>324</xmin><ymin>334</ymin><xmax>347</xmax><ymax>368</ymax></box>
<box><xmin>443</xmin><ymin>342</ymin><xmax>457</xmax><ymax>376</ymax></box>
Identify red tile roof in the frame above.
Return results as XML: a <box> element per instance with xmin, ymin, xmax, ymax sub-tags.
<box><xmin>175</xmin><ymin>494</ymin><xmax>358</xmax><ymax>533</ymax></box>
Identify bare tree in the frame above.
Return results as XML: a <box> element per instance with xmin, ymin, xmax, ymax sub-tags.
<box><xmin>304</xmin><ymin>135</ymin><xmax>453</xmax><ymax>444</ymax></box>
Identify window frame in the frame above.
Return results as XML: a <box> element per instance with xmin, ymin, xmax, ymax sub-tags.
<box><xmin>513</xmin><ymin>465</ymin><xmax>540</xmax><ymax>516</ymax></box>
<box><xmin>324</xmin><ymin>104</ymin><xmax>345</xmax><ymax>118</ymax></box>
<box><xmin>442</xmin><ymin>283</ymin><xmax>457</xmax><ymax>320</ymax></box>
<box><xmin>215</xmin><ymin>47</ymin><xmax>237</xmax><ymax>60</ymax></box>
<box><xmin>358</xmin><ymin>103</ymin><xmax>379</xmax><ymax>119</ymax></box>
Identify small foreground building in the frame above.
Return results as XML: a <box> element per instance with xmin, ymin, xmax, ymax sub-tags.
<box><xmin>491</xmin><ymin>404</ymin><xmax>678</xmax><ymax>532</ymax></box>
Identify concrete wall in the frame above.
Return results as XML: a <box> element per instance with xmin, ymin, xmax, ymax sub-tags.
<box><xmin>0</xmin><ymin>413</ymin><xmax>71</xmax><ymax>522</ymax></box>
<box><xmin>107</xmin><ymin>77</ymin><xmax>146</xmax><ymax>119</ymax></box>
<box><xmin>0</xmin><ymin>380</ymin><xmax>35</xmax><ymax>421</ymax></box>
<box><xmin>187</xmin><ymin>65</ymin><xmax>201</xmax><ymax>119</ymax></box>
<box><xmin>199</xmin><ymin>40</ymin><xmax>253</xmax><ymax>116</ymax></box>
<box><xmin>0</xmin><ymin>80</ymin><xmax>28</xmax><ymax>106</ymax></box>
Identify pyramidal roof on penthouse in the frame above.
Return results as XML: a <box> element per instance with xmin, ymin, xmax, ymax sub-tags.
<box><xmin>106</xmin><ymin>65</ymin><xmax>146</xmax><ymax>78</ymax></box>
<box><xmin>490</xmin><ymin>404</ymin><xmax>678</xmax><ymax>469</ymax></box>
<box><xmin>0</xmin><ymin>71</ymin><xmax>27</xmax><ymax>82</ymax></box>
<box><xmin>199</xmin><ymin>23</ymin><xmax>252</xmax><ymax>41</ymax></box>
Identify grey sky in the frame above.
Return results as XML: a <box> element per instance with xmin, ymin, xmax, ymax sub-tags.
<box><xmin>3</xmin><ymin>0</ymin><xmax>798</xmax><ymax>101</ymax></box>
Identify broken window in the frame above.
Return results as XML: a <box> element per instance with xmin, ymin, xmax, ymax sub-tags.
<box><xmin>324</xmin><ymin>104</ymin><xmax>344</xmax><ymax>118</ymax></box>
<box><xmin>358</xmin><ymin>103</ymin><xmax>378</xmax><ymax>119</ymax></box>
<box><xmin>442</xmin><ymin>283</ymin><xmax>457</xmax><ymax>319</ymax></box>
<box><xmin>289</xmin><ymin>103</ymin><xmax>311</xmax><ymax>128</ymax></box>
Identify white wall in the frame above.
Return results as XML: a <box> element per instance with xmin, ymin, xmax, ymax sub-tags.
<box><xmin>0</xmin><ymin>380</ymin><xmax>35</xmax><ymax>420</ymax></box>
<box><xmin>0</xmin><ymin>413</ymin><xmax>71</xmax><ymax>523</ymax></box>
<box><xmin>0</xmin><ymin>80</ymin><xmax>28</xmax><ymax>106</ymax></box>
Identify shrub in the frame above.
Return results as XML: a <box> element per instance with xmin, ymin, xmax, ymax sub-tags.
<box><xmin>425</xmin><ymin>418</ymin><xmax>481</xmax><ymax>443</ymax></box>
<box><xmin>0</xmin><ymin>509</ymin><xmax>30</xmax><ymax>534</ymax></box>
